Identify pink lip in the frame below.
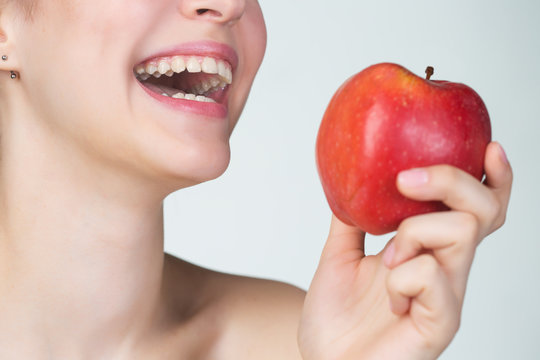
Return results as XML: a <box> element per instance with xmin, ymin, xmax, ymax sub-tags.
<box><xmin>136</xmin><ymin>81</ymin><xmax>229</xmax><ymax>119</ymax></box>
<box><xmin>136</xmin><ymin>40</ymin><xmax>239</xmax><ymax>70</ymax></box>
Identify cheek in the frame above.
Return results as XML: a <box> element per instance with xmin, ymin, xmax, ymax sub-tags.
<box><xmin>227</xmin><ymin>2</ymin><xmax>267</xmax><ymax>131</ymax></box>
<box><xmin>15</xmin><ymin>0</ymin><xmax>152</xmax><ymax>143</ymax></box>
<box><xmin>245</xmin><ymin>1</ymin><xmax>268</xmax><ymax>71</ymax></box>
<box><xmin>13</xmin><ymin>0</ymin><xmax>258</xmax><ymax>187</ymax></box>
<box><xmin>18</xmin><ymin>26</ymin><xmax>123</xmax><ymax>139</ymax></box>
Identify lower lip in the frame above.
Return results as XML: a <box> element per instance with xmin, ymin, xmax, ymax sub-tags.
<box><xmin>136</xmin><ymin>79</ymin><xmax>228</xmax><ymax>119</ymax></box>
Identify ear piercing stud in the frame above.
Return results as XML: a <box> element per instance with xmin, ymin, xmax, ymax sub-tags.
<box><xmin>2</xmin><ymin>55</ymin><xmax>17</xmax><ymax>79</ymax></box>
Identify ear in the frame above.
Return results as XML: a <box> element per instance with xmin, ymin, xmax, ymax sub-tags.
<box><xmin>0</xmin><ymin>3</ymin><xmax>21</xmax><ymax>74</ymax></box>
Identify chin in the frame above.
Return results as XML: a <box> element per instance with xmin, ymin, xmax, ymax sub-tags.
<box><xmin>156</xmin><ymin>140</ymin><xmax>232</xmax><ymax>191</ymax></box>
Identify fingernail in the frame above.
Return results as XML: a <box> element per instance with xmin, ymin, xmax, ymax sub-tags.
<box><xmin>397</xmin><ymin>169</ymin><xmax>429</xmax><ymax>187</ymax></box>
<box><xmin>383</xmin><ymin>242</ymin><xmax>395</xmax><ymax>267</ymax></box>
<box><xmin>498</xmin><ymin>143</ymin><xmax>509</xmax><ymax>164</ymax></box>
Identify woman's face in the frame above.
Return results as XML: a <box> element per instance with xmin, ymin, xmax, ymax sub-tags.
<box><xmin>10</xmin><ymin>0</ymin><xmax>267</xmax><ymax>190</ymax></box>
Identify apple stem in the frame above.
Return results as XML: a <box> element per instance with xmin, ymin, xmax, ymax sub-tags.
<box><xmin>425</xmin><ymin>66</ymin><xmax>434</xmax><ymax>80</ymax></box>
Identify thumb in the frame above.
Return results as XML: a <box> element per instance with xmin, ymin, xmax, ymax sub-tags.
<box><xmin>321</xmin><ymin>214</ymin><xmax>366</xmax><ymax>261</ymax></box>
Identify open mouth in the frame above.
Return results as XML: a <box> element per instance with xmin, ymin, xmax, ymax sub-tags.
<box><xmin>134</xmin><ymin>55</ymin><xmax>233</xmax><ymax>104</ymax></box>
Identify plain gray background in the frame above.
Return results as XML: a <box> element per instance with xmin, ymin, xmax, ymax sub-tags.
<box><xmin>164</xmin><ymin>0</ymin><xmax>540</xmax><ymax>358</ymax></box>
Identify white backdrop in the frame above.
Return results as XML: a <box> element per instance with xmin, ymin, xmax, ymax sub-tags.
<box><xmin>164</xmin><ymin>1</ymin><xmax>540</xmax><ymax>358</ymax></box>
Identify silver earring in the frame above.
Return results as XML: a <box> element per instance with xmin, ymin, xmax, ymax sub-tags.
<box><xmin>3</xmin><ymin>55</ymin><xmax>16</xmax><ymax>79</ymax></box>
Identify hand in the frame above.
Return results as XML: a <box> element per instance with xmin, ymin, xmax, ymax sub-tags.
<box><xmin>298</xmin><ymin>142</ymin><xmax>512</xmax><ymax>360</ymax></box>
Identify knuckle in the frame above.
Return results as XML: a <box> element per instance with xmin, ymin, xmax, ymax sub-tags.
<box><xmin>458</xmin><ymin>212</ymin><xmax>480</xmax><ymax>241</ymax></box>
<box><xmin>396</xmin><ymin>217</ymin><xmax>416</xmax><ymax>241</ymax></box>
<box><xmin>484</xmin><ymin>192</ymin><xmax>501</xmax><ymax>221</ymax></box>
<box><xmin>437</xmin><ymin>165</ymin><xmax>460</xmax><ymax>187</ymax></box>
<box><xmin>482</xmin><ymin>193</ymin><xmax>505</xmax><ymax>234</ymax></box>
<box><xmin>494</xmin><ymin>212</ymin><xmax>507</xmax><ymax>230</ymax></box>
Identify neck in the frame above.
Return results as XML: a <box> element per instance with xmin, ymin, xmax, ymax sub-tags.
<box><xmin>0</xmin><ymin>112</ymin><xmax>171</xmax><ymax>358</ymax></box>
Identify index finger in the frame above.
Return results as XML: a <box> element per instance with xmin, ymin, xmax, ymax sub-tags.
<box><xmin>396</xmin><ymin>142</ymin><xmax>512</xmax><ymax>237</ymax></box>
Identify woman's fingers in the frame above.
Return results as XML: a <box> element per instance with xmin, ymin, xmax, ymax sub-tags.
<box><xmin>385</xmin><ymin>142</ymin><xmax>513</xmax><ymax>302</ymax></box>
<box><xmin>396</xmin><ymin>165</ymin><xmax>495</xmax><ymax>238</ymax></box>
<box><xmin>386</xmin><ymin>254</ymin><xmax>460</xmax><ymax>337</ymax></box>
<box><xmin>384</xmin><ymin>211</ymin><xmax>478</xmax><ymax>298</ymax></box>
<box><xmin>396</xmin><ymin>142</ymin><xmax>512</xmax><ymax>239</ymax></box>
<box><xmin>482</xmin><ymin>142</ymin><xmax>513</xmax><ymax>231</ymax></box>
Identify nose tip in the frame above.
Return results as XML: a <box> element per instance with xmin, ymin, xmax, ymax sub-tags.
<box><xmin>179</xmin><ymin>0</ymin><xmax>247</xmax><ymax>25</ymax></box>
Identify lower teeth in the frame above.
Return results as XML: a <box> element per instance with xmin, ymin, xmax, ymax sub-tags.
<box><xmin>157</xmin><ymin>86</ymin><xmax>215</xmax><ymax>103</ymax></box>
<box><xmin>168</xmin><ymin>92</ymin><xmax>215</xmax><ymax>103</ymax></box>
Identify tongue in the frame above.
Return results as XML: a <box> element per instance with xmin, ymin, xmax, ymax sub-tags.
<box><xmin>142</xmin><ymin>82</ymin><xmax>180</xmax><ymax>97</ymax></box>
<box><xmin>204</xmin><ymin>87</ymin><xmax>227</xmax><ymax>103</ymax></box>
<box><xmin>141</xmin><ymin>81</ymin><xmax>228</xmax><ymax>103</ymax></box>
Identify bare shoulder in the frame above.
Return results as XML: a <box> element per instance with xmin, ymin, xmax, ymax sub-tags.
<box><xmin>163</xmin><ymin>253</ymin><xmax>305</xmax><ymax>360</ymax></box>
<box><xmin>209</xmin><ymin>271</ymin><xmax>306</xmax><ymax>360</ymax></box>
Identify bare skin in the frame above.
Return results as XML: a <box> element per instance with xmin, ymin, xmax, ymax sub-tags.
<box><xmin>156</xmin><ymin>254</ymin><xmax>305</xmax><ymax>360</ymax></box>
<box><xmin>0</xmin><ymin>1</ymin><xmax>303</xmax><ymax>358</ymax></box>
<box><xmin>0</xmin><ymin>0</ymin><xmax>512</xmax><ymax>359</ymax></box>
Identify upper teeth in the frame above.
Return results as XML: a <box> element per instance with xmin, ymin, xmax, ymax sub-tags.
<box><xmin>135</xmin><ymin>55</ymin><xmax>233</xmax><ymax>84</ymax></box>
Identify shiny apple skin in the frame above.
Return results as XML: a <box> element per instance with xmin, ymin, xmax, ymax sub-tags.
<box><xmin>316</xmin><ymin>63</ymin><xmax>491</xmax><ymax>235</ymax></box>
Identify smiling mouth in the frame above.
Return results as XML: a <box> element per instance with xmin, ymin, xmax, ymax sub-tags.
<box><xmin>134</xmin><ymin>55</ymin><xmax>233</xmax><ymax>104</ymax></box>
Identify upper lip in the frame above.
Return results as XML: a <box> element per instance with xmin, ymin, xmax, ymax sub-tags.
<box><xmin>135</xmin><ymin>40</ymin><xmax>239</xmax><ymax>71</ymax></box>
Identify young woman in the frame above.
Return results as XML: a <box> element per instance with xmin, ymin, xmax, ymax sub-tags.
<box><xmin>0</xmin><ymin>0</ymin><xmax>512</xmax><ymax>358</ymax></box>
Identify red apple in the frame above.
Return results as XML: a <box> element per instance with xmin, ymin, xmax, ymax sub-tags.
<box><xmin>316</xmin><ymin>63</ymin><xmax>491</xmax><ymax>235</ymax></box>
